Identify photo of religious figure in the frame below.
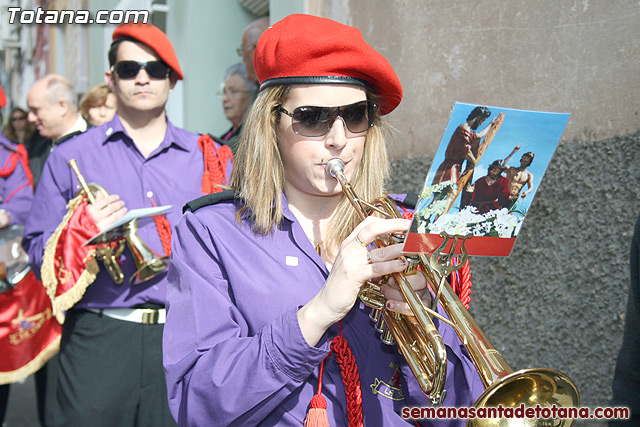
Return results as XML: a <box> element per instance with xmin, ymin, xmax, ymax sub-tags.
<box><xmin>404</xmin><ymin>102</ymin><xmax>569</xmax><ymax>256</ymax></box>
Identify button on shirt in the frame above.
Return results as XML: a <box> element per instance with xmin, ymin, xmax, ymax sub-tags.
<box><xmin>0</xmin><ymin>134</ymin><xmax>33</xmax><ymax>226</ymax></box>
<box><xmin>164</xmin><ymin>194</ymin><xmax>484</xmax><ymax>426</ymax></box>
<box><xmin>22</xmin><ymin>114</ymin><xmax>232</xmax><ymax>309</ymax></box>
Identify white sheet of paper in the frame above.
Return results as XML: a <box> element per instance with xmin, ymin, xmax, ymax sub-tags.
<box><xmin>83</xmin><ymin>205</ymin><xmax>172</xmax><ymax>246</ymax></box>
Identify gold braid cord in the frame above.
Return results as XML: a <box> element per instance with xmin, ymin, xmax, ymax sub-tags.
<box><xmin>0</xmin><ymin>334</ymin><xmax>60</xmax><ymax>385</ymax></box>
<box><xmin>41</xmin><ymin>193</ymin><xmax>99</xmax><ymax>323</ymax></box>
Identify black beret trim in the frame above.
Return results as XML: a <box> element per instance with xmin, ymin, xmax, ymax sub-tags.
<box><xmin>260</xmin><ymin>76</ymin><xmax>372</xmax><ymax>92</ymax></box>
<box><xmin>401</xmin><ymin>192</ymin><xmax>419</xmax><ymax>210</ymax></box>
<box><xmin>183</xmin><ymin>189</ymin><xmax>237</xmax><ymax>213</ymax></box>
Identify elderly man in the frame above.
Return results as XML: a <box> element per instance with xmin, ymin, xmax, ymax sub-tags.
<box><xmin>23</xmin><ymin>22</ymin><xmax>232</xmax><ymax>427</ymax></box>
<box><xmin>27</xmin><ymin>74</ymin><xmax>88</xmax><ymax>187</ymax></box>
<box><xmin>217</xmin><ymin>16</ymin><xmax>271</xmax><ymax>154</ymax></box>
<box><xmin>238</xmin><ymin>16</ymin><xmax>270</xmax><ymax>83</ymax></box>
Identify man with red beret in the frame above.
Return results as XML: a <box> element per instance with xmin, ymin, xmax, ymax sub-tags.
<box><xmin>23</xmin><ymin>22</ymin><xmax>232</xmax><ymax>427</ymax></box>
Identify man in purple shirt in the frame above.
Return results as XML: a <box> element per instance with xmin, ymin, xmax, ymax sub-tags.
<box><xmin>164</xmin><ymin>14</ymin><xmax>483</xmax><ymax>426</ymax></box>
<box><xmin>22</xmin><ymin>23</ymin><xmax>232</xmax><ymax>427</ymax></box>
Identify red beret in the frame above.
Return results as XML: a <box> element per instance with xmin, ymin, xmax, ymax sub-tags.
<box><xmin>0</xmin><ymin>85</ymin><xmax>6</xmax><ymax>108</ymax></box>
<box><xmin>255</xmin><ymin>14</ymin><xmax>402</xmax><ymax>115</ymax></box>
<box><xmin>112</xmin><ymin>22</ymin><xmax>183</xmax><ymax>80</ymax></box>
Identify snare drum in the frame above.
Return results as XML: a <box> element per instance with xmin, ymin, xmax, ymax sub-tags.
<box><xmin>0</xmin><ymin>225</ymin><xmax>31</xmax><ymax>295</ymax></box>
<box><xmin>0</xmin><ymin>225</ymin><xmax>60</xmax><ymax>385</ymax></box>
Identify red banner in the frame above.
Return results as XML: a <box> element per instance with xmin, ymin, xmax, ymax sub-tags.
<box><xmin>0</xmin><ymin>270</ymin><xmax>61</xmax><ymax>384</ymax></box>
<box><xmin>41</xmin><ymin>193</ymin><xmax>100</xmax><ymax>316</ymax></box>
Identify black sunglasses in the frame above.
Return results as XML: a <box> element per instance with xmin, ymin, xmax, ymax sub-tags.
<box><xmin>279</xmin><ymin>100</ymin><xmax>376</xmax><ymax>137</ymax></box>
<box><xmin>113</xmin><ymin>61</ymin><xmax>171</xmax><ymax>80</ymax></box>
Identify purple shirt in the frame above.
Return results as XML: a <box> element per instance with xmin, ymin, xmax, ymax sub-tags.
<box><xmin>22</xmin><ymin>114</ymin><xmax>232</xmax><ymax>309</ymax></box>
<box><xmin>0</xmin><ymin>134</ymin><xmax>33</xmax><ymax>226</ymax></box>
<box><xmin>164</xmin><ymin>194</ymin><xmax>485</xmax><ymax>426</ymax></box>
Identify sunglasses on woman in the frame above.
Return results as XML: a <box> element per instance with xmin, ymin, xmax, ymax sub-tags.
<box><xmin>279</xmin><ymin>100</ymin><xmax>376</xmax><ymax>137</ymax></box>
<box><xmin>113</xmin><ymin>61</ymin><xmax>171</xmax><ymax>80</ymax></box>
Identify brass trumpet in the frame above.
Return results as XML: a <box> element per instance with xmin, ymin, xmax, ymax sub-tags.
<box><xmin>326</xmin><ymin>158</ymin><xmax>580</xmax><ymax>425</ymax></box>
<box><xmin>68</xmin><ymin>159</ymin><xmax>168</xmax><ymax>285</ymax></box>
<box><xmin>326</xmin><ymin>158</ymin><xmax>448</xmax><ymax>405</ymax></box>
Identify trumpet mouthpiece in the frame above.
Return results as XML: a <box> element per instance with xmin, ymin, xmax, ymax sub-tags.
<box><xmin>325</xmin><ymin>158</ymin><xmax>345</xmax><ymax>179</ymax></box>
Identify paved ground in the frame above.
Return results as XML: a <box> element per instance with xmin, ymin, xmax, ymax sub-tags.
<box><xmin>2</xmin><ymin>375</ymin><xmax>40</xmax><ymax>427</ymax></box>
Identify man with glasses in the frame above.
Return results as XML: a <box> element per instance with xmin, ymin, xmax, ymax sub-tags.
<box><xmin>238</xmin><ymin>16</ymin><xmax>270</xmax><ymax>84</ymax></box>
<box><xmin>23</xmin><ymin>22</ymin><xmax>232</xmax><ymax>427</ymax></box>
<box><xmin>215</xmin><ymin>16</ymin><xmax>270</xmax><ymax>154</ymax></box>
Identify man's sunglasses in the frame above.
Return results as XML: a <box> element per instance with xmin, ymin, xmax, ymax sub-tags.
<box><xmin>279</xmin><ymin>100</ymin><xmax>376</xmax><ymax>137</ymax></box>
<box><xmin>113</xmin><ymin>61</ymin><xmax>171</xmax><ymax>80</ymax></box>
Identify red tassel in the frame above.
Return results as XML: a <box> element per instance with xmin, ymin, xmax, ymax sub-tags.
<box><xmin>304</xmin><ymin>321</ymin><xmax>363</xmax><ymax>427</ymax></box>
<box><xmin>303</xmin><ymin>394</ymin><xmax>330</xmax><ymax>427</ymax></box>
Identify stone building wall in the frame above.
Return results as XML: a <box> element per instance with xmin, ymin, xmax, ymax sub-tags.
<box><xmin>388</xmin><ymin>129</ymin><xmax>640</xmax><ymax>421</ymax></box>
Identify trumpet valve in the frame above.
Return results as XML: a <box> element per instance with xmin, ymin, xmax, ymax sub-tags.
<box><xmin>389</xmin><ymin>232</ymin><xmax>405</xmax><ymax>244</ymax></box>
<box><xmin>403</xmin><ymin>255</ymin><xmax>420</xmax><ymax>276</ymax></box>
<box><xmin>369</xmin><ymin>307</ymin><xmax>381</xmax><ymax>323</ymax></box>
<box><xmin>380</xmin><ymin>327</ymin><xmax>396</xmax><ymax>345</ymax></box>
<box><xmin>374</xmin><ymin>311</ymin><xmax>387</xmax><ymax>333</ymax></box>
<box><xmin>379</xmin><ymin>312</ymin><xmax>396</xmax><ymax>345</ymax></box>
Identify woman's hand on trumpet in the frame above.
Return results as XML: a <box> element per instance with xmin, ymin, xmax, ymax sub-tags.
<box><xmin>298</xmin><ymin>216</ymin><xmax>414</xmax><ymax>346</ymax></box>
<box><xmin>380</xmin><ymin>270</ymin><xmax>431</xmax><ymax>315</ymax></box>
<box><xmin>86</xmin><ymin>192</ymin><xmax>128</xmax><ymax>232</ymax></box>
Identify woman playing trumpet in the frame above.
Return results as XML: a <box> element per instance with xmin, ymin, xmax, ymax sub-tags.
<box><xmin>163</xmin><ymin>14</ymin><xmax>484</xmax><ymax>426</ymax></box>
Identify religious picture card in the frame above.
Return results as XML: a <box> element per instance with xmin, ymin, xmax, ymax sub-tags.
<box><xmin>403</xmin><ymin>102</ymin><xmax>569</xmax><ymax>257</ymax></box>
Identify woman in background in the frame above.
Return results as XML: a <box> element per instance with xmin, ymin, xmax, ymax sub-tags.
<box><xmin>3</xmin><ymin>107</ymin><xmax>34</xmax><ymax>144</ymax></box>
<box><xmin>79</xmin><ymin>83</ymin><xmax>117</xmax><ymax>127</ymax></box>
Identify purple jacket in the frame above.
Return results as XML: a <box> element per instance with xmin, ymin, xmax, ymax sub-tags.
<box><xmin>0</xmin><ymin>134</ymin><xmax>33</xmax><ymax>226</ymax></box>
<box><xmin>163</xmin><ymin>193</ymin><xmax>484</xmax><ymax>426</ymax></box>
<box><xmin>22</xmin><ymin>114</ymin><xmax>232</xmax><ymax>309</ymax></box>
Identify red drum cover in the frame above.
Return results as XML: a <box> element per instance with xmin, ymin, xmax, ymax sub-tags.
<box><xmin>0</xmin><ymin>270</ymin><xmax>61</xmax><ymax>384</ymax></box>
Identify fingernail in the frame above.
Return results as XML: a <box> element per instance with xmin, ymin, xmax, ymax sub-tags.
<box><xmin>386</xmin><ymin>301</ymin><xmax>393</xmax><ymax>310</ymax></box>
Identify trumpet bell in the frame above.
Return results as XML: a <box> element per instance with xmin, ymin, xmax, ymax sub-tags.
<box><xmin>88</xmin><ymin>219</ymin><xmax>170</xmax><ymax>286</ymax></box>
<box><xmin>468</xmin><ymin>368</ymin><xmax>580</xmax><ymax>427</ymax></box>
<box><xmin>121</xmin><ymin>220</ymin><xmax>169</xmax><ymax>285</ymax></box>
<box><xmin>130</xmin><ymin>255</ymin><xmax>169</xmax><ymax>285</ymax></box>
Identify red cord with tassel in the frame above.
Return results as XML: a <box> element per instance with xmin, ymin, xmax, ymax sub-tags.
<box><xmin>304</xmin><ymin>321</ymin><xmax>364</xmax><ymax>427</ymax></box>
<box><xmin>304</xmin><ymin>356</ymin><xmax>330</xmax><ymax>427</ymax></box>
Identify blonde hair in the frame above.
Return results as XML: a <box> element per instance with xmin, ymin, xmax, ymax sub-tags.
<box><xmin>230</xmin><ymin>85</ymin><xmax>390</xmax><ymax>255</ymax></box>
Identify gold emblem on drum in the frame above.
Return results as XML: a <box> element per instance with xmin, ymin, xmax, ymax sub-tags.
<box><xmin>9</xmin><ymin>307</ymin><xmax>53</xmax><ymax>345</ymax></box>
